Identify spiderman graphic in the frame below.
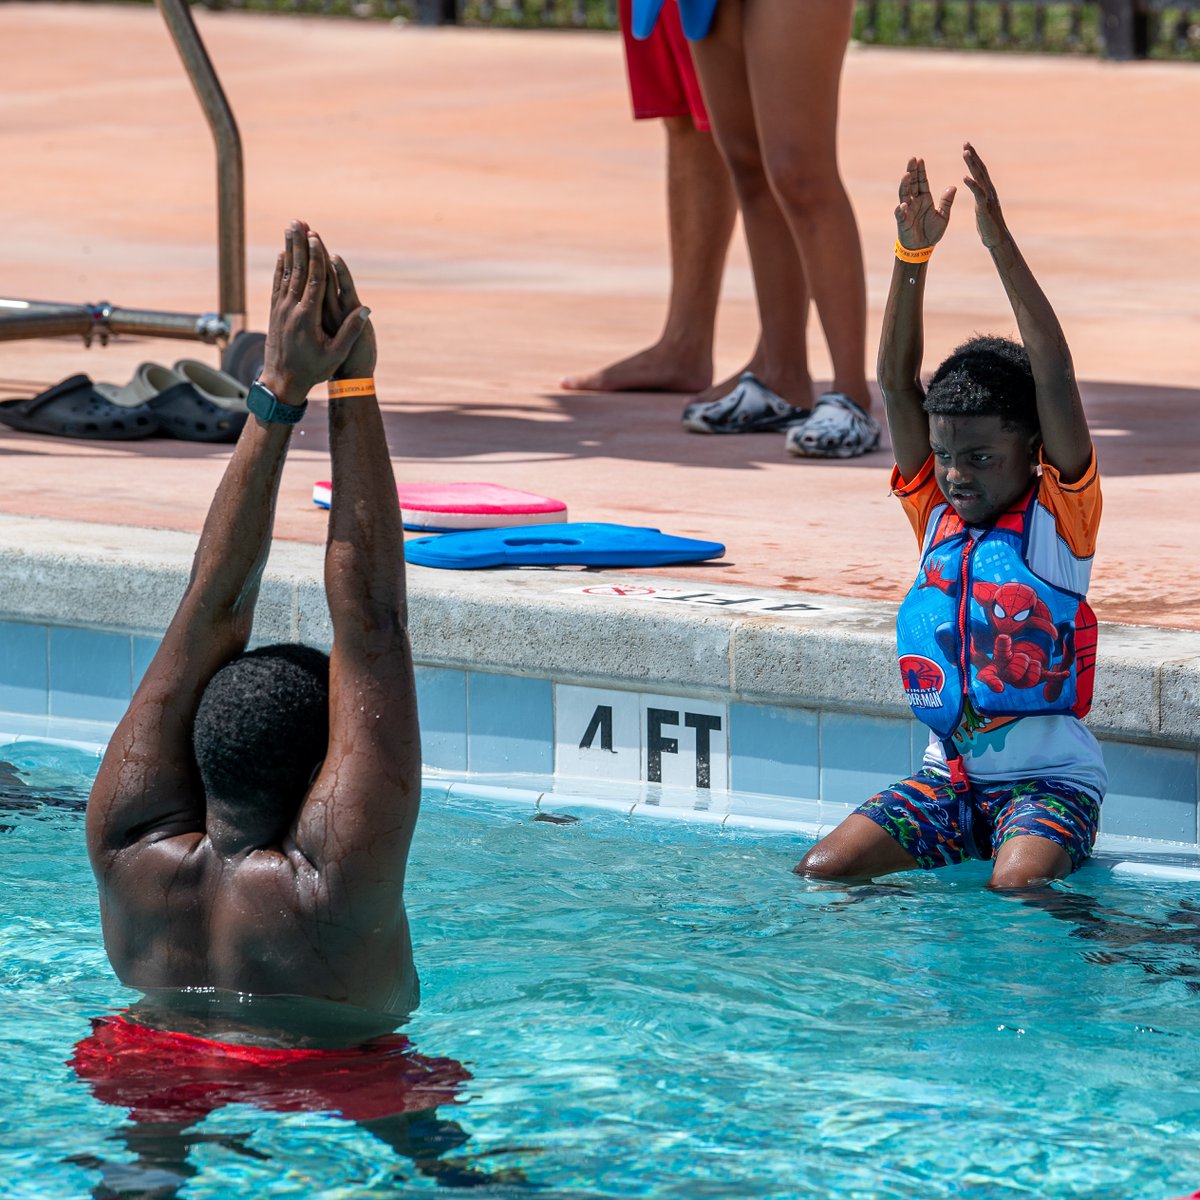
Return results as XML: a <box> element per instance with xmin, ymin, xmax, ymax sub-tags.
<box><xmin>920</xmin><ymin>560</ymin><xmax>1075</xmax><ymax>702</ymax></box>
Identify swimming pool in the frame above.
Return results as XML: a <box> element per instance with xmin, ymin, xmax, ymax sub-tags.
<box><xmin>3</xmin><ymin>739</ymin><xmax>1200</xmax><ymax>1199</ymax></box>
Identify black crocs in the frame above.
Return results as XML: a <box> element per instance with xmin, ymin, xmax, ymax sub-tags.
<box><xmin>147</xmin><ymin>382</ymin><xmax>249</xmax><ymax>444</ymax></box>
<box><xmin>0</xmin><ymin>374</ymin><xmax>160</xmax><ymax>440</ymax></box>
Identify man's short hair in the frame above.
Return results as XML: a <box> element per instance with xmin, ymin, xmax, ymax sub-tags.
<box><xmin>923</xmin><ymin>334</ymin><xmax>1039</xmax><ymax>437</ymax></box>
<box><xmin>193</xmin><ymin>643</ymin><xmax>330</xmax><ymax>816</ymax></box>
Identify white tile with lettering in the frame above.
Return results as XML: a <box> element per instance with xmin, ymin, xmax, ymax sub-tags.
<box><xmin>638</xmin><ymin>693</ymin><xmax>728</xmax><ymax>793</ymax></box>
<box><xmin>554</xmin><ymin>684</ymin><xmax>642</xmax><ymax>783</ymax></box>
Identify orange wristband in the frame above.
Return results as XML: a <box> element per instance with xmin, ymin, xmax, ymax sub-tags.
<box><xmin>327</xmin><ymin>377</ymin><xmax>375</xmax><ymax>399</ymax></box>
<box><xmin>895</xmin><ymin>240</ymin><xmax>934</xmax><ymax>264</ymax></box>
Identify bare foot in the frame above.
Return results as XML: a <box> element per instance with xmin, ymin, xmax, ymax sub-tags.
<box><xmin>561</xmin><ymin>343</ymin><xmax>711</xmax><ymax>394</ymax></box>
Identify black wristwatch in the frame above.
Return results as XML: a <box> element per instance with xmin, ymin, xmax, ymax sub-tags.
<box><xmin>247</xmin><ymin>380</ymin><xmax>306</xmax><ymax>425</ymax></box>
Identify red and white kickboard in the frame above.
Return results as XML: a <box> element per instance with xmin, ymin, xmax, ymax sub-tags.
<box><xmin>312</xmin><ymin>481</ymin><xmax>568</xmax><ymax>531</ymax></box>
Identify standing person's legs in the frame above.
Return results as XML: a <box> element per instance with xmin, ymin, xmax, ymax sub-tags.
<box><xmin>685</xmin><ymin>0</ymin><xmax>814</xmax><ymax>432</ymax></box>
<box><xmin>563</xmin><ymin>0</ymin><xmax>736</xmax><ymax>394</ymax></box>
<box><xmin>737</xmin><ymin>0</ymin><xmax>876</xmax><ymax>456</ymax></box>
<box><xmin>563</xmin><ymin>114</ymin><xmax>735</xmax><ymax>393</ymax></box>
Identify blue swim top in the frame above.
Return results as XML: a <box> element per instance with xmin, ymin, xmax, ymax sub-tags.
<box><xmin>631</xmin><ymin>0</ymin><xmax>721</xmax><ymax>41</ymax></box>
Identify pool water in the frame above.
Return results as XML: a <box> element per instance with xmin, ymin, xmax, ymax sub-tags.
<box><xmin>2</xmin><ymin>741</ymin><xmax>1199</xmax><ymax>1199</ymax></box>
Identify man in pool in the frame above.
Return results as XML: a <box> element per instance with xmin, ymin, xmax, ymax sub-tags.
<box><xmin>86</xmin><ymin>220</ymin><xmax>421</xmax><ymax>1014</ymax></box>
<box><xmin>796</xmin><ymin>145</ymin><xmax>1106</xmax><ymax>890</ymax></box>
<box><xmin>76</xmin><ymin>223</ymin><xmax>532</xmax><ymax>1192</ymax></box>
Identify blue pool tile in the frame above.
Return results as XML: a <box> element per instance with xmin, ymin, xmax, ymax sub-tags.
<box><xmin>49</xmin><ymin>628</ymin><xmax>133</xmax><ymax>723</ymax></box>
<box><xmin>0</xmin><ymin>621</ymin><xmax>49</xmax><ymax>716</ymax></box>
<box><xmin>416</xmin><ymin>666</ymin><xmax>468</xmax><ymax>772</ymax></box>
<box><xmin>1099</xmin><ymin>741</ymin><xmax>1198</xmax><ymax>844</ymax></box>
<box><xmin>467</xmin><ymin>672</ymin><xmax>553</xmax><ymax>776</ymax></box>
<box><xmin>132</xmin><ymin>636</ymin><xmax>160</xmax><ymax>691</ymax></box>
<box><xmin>819</xmin><ymin>712</ymin><xmax>912</xmax><ymax>807</ymax></box>
<box><xmin>729</xmin><ymin>703</ymin><xmax>818</xmax><ymax>800</ymax></box>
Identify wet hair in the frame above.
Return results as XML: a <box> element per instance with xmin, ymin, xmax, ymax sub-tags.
<box><xmin>923</xmin><ymin>335</ymin><xmax>1039</xmax><ymax>437</ymax></box>
<box><xmin>193</xmin><ymin>643</ymin><xmax>330</xmax><ymax>819</ymax></box>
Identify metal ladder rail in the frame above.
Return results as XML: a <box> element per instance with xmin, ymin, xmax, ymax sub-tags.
<box><xmin>0</xmin><ymin>0</ymin><xmax>246</xmax><ymax>349</ymax></box>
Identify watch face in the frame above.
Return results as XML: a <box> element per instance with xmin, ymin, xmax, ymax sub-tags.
<box><xmin>247</xmin><ymin>382</ymin><xmax>274</xmax><ymax>421</ymax></box>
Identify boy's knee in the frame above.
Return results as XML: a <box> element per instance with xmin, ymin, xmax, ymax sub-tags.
<box><xmin>793</xmin><ymin>841</ymin><xmax>854</xmax><ymax>880</ymax></box>
<box><xmin>987</xmin><ymin>865</ymin><xmax>1064</xmax><ymax>891</ymax></box>
<box><xmin>988</xmin><ymin>839</ymin><xmax>1073</xmax><ymax>891</ymax></box>
<box><xmin>795</xmin><ymin>813</ymin><xmax>916</xmax><ymax>881</ymax></box>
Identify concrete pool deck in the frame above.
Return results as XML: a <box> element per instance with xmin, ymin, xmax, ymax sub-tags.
<box><xmin>1</xmin><ymin>3</ymin><xmax>1198</xmax><ymax>629</ymax></box>
<box><xmin>0</xmin><ymin>6</ymin><xmax>1198</xmax><ymax>843</ymax></box>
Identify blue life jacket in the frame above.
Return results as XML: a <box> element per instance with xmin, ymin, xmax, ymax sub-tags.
<box><xmin>895</xmin><ymin>484</ymin><xmax>1097</xmax><ymax>744</ymax></box>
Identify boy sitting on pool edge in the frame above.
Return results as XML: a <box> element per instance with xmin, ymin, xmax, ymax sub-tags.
<box><xmin>796</xmin><ymin>144</ymin><xmax>1105</xmax><ymax>890</ymax></box>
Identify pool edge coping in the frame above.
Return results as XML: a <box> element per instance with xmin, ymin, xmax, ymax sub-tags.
<box><xmin>0</xmin><ymin>512</ymin><xmax>1196</xmax><ymax>752</ymax></box>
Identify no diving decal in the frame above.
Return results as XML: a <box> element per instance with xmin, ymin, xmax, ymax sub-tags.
<box><xmin>565</xmin><ymin>585</ymin><xmax>836</xmax><ymax>619</ymax></box>
<box><xmin>555</xmin><ymin>684</ymin><xmax>728</xmax><ymax>792</ymax></box>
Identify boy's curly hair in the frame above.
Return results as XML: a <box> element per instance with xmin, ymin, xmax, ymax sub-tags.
<box><xmin>923</xmin><ymin>335</ymin><xmax>1039</xmax><ymax>436</ymax></box>
<box><xmin>193</xmin><ymin>643</ymin><xmax>330</xmax><ymax>820</ymax></box>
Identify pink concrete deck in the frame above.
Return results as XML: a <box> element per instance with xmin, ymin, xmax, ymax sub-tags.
<box><xmin>1</xmin><ymin>4</ymin><xmax>1197</xmax><ymax>627</ymax></box>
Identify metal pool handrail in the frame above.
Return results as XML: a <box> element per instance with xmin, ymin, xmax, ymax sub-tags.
<box><xmin>0</xmin><ymin>0</ymin><xmax>249</xmax><ymax>355</ymax></box>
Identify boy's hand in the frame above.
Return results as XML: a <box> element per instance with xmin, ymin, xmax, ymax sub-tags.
<box><xmin>322</xmin><ymin>253</ymin><xmax>377</xmax><ymax>382</ymax></box>
<box><xmin>895</xmin><ymin>156</ymin><xmax>957</xmax><ymax>250</ymax></box>
<box><xmin>260</xmin><ymin>220</ymin><xmax>367</xmax><ymax>404</ymax></box>
<box><xmin>962</xmin><ymin>143</ymin><xmax>1010</xmax><ymax>250</ymax></box>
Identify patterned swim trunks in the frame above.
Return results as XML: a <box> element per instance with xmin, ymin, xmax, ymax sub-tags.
<box><xmin>856</xmin><ymin>768</ymin><xmax>1101</xmax><ymax>872</ymax></box>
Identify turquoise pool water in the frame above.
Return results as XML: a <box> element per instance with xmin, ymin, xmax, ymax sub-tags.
<box><xmin>2</xmin><ymin>740</ymin><xmax>1199</xmax><ymax>1199</ymax></box>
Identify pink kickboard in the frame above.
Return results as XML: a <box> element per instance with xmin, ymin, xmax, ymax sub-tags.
<box><xmin>312</xmin><ymin>481</ymin><xmax>568</xmax><ymax>531</ymax></box>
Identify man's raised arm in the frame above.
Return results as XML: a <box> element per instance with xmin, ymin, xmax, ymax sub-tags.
<box><xmin>293</xmin><ymin>252</ymin><xmax>420</xmax><ymax>899</ymax></box>
<box><xmin>88</xmin><ymin>224</ymin><xmax>366</xmax><ymax>860</ymax></box>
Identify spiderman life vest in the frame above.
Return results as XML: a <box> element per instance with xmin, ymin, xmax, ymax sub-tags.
<box><xmin>895</xmin><ymin>483</ymin><xmax>1097</xmax><ymax>742</ymax></box>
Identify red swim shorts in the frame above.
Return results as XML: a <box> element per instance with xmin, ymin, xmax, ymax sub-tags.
<box><xmin>69</xmin><ymin>1015</ymin><xmax>471</xmax><ymax>1125</ymax></box>
<box><xmin>619</xmin><ymin>0</ymin><xmax>710</xmax><ymax>131</ymax></box>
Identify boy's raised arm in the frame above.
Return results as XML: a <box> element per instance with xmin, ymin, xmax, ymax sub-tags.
<box><xmin>962</xmin><ymin>143</ymin><xmax>1092</xmax><ymax>483</ymax></box>
<box><xmin>878</xmin><ymin>157</ymin><xmax>958</xmax><ymax>482</ymax></box>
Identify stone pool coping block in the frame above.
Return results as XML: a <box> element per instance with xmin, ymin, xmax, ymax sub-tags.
<box><xmin>0</xmin><ymin>513</ymin><xmax>1197</xmax><ymax>752</ymax></box>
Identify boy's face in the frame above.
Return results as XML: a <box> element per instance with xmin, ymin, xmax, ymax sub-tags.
<box><xmin>928</xmin><ymin>414</ymin><xmax>1040</xmax><ymax>525</ymax></box>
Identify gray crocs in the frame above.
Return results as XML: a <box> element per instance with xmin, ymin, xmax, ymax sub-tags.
<box><xmin>681</xmin><ymin>372</ymin><xmax>810</xmax><ymax>435</ymax></box>
<box><xmin>96</xmin><ymin>361</ymin><xmax>249</xmax><ymax>414</ymax></box>
<box><xmin>173</xmin><ymin>359</ymin><xmax>250</xmax><ymax>413</ymax></box>
<box><xmin>784</xmin><ymin>392</ymin><xmax>880</xmax><ymax>458</ymax></box>
<box><xmin>94</xmin><ymin>362</ymin><xmax>182</xmax><ymax>408</ymax></box>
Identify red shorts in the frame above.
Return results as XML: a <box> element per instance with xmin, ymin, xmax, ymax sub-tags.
<box><xmin>619</xmin><ymin>0</ymin><xmax>710</xmax><ymax>131</ymax></box>
<box><xmin>69</xmin><ymin>1015</ymin><xmax>471</xmax><ymax>1125</ymax></box>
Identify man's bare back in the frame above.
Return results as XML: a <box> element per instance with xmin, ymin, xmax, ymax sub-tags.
<box><xmin>87</xmin><ymin>223</ymin><xmax>420</xmax><ymax>1018</ymax></box>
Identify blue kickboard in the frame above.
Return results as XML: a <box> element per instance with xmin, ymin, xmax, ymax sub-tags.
<box><xmin>404</xmin><ymin>522</ymin><xmax>725</xmax><ymax>570</ymax></box>
<box><xmin>632</xmin><ymin>0</ymin><xmax>720</xmax><ymax>40</ymax></box>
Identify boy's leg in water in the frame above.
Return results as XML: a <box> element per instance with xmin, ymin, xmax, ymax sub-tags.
<box><xmin>795</xmin><ymin>771</ymin><xmax>983</xmax><ymax>880</ymax></box>
<box><xmin>795</xmin><ymin>814</ymin><xmax>920</xmax><ymax>880</ymax></box>
<box><xmin>988</xmin><ymin>835</ymin><xmax>1072</xmax><ymax>890</ymax></box>
<box><xmin>986</xmin><ymin>780</ymin><xmax>1099</xmax><ymax>890</ymax></box>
